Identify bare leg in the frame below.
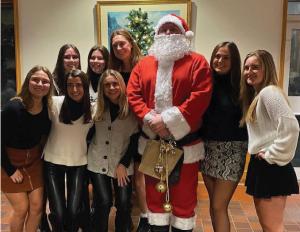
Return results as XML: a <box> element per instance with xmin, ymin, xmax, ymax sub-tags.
<box><xmin>254</xmin><ymin>196</ymin><xmax>286</xmax><ymax>232</ymax></box>
<box><xmin>5</xmin><ymin>192</ymin><xmax>29</xmax><ymax>232</ymax></box>
<box><xmin>25</xmin><ymin>187</ymin><xmax>44</xmax><ymax>232</ymax></box>
<box><xmin>202</xmin><ymin>174</ymin><xmax>216</xmax><ymax>230</ymax></box>
<box><xmin>211</xmin><ymin>179</ymin><xmax>238</xmax><ymax>232</ymax></box>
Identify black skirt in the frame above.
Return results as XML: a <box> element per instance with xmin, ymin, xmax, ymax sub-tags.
<box><xmin>245</xmin><ymin>155</ymin><xmax>299</xmax><ymax>198</ymax></box>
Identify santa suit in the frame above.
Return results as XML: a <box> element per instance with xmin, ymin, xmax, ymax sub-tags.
<box><xmin>127</xmin><ymin>52</ymin><xmax>212</xmax><ymax>230</ymax></box>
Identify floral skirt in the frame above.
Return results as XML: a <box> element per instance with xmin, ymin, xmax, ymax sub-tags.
<box><xmin>200</xmin><ymin>140</ymin><xmax>248</xmax><ymax>182</ymax></box>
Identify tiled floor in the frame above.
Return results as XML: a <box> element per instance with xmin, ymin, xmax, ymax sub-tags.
<box><xmin>1</xmin><ymin>182</ymin><xmax>300</xmax><ymax>232</ymax></box>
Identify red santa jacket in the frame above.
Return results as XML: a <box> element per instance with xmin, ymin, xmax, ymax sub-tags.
<box><xmin>127</xmin><ymin>52</ymin><xmax>212</xmax><ymax>162</ymax></box>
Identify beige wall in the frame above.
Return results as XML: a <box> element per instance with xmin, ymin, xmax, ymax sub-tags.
<box><xmin>18</xmin><ymin>0</ymin><xmax>284</xmax><ymax>81</ymax></box>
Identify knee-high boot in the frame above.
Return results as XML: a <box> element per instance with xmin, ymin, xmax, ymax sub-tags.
<box><xmin>151</xmin><ymin>225</ymin><xmax>170</xmax><ymax>232</ymax></box>
<box><xmin>171</xmin><ymin>227</ymin><xmax>192</xmax><ymax>232</ymax></box>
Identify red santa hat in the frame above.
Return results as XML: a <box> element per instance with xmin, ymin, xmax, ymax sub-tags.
<box><xmin>155</xmin><ymin>14</ymin><xmax>194</xmax><ymax>39</ymax></box>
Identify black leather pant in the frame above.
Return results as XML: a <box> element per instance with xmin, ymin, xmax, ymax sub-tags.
<box><xmin>44</xmin><ymin>161</ymin><xmax>86</xmax><ymax>232</ymax></box>
<box><xmin>89</xmin><ymin>171</ymin><xmax>132</xmax><ymax>232</ymax></box>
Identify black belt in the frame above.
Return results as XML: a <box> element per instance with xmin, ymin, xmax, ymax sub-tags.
<box><xmin>140</xmin><ymin>130</ymin><xmax>200</xmax><ymax>147</ymax></box>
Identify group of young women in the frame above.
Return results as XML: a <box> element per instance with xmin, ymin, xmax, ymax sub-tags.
<box><xmin>1</xmin><ymin>28</ymin><xmax>299</xmax><ymax>232</ymax></box>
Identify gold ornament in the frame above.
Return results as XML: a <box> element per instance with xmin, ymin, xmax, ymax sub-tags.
<box><xmin>155</xmin><ymin>181</ymin><xmax>167</xmax><ymax>193</ymax></box>
<box><xmin>163</xmin><ymin>202</ymin><xmax>172</xmax><ymax>212</ymax></box>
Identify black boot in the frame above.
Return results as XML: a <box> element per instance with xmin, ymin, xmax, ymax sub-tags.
<box><xmin>171</xmin><ymin>227</ymin><xmax>192</xmax><ymax>232</ymax></box>
<box><xmin>150</xmin><ymin>225</ymin><xmax>170</xmax><ymax>232</ymax></box>
<box><xmin>136</xmin><ymin>217</ymin><xmax>151</xmax><ymax>232</ymax></box>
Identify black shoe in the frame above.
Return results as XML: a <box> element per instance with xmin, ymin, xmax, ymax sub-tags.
<box><xmin>136</xmin><ymin>217</ymin><xmax>151</xmax><ymax>232</ymax></box>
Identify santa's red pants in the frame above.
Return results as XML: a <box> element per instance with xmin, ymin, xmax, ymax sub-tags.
<box><xmin>145</xmin><ymin>162</ymin><xmax>199</xmax><ymax>229</ymax></box>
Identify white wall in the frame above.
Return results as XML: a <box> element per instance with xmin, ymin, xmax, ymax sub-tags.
<box><xmin>18</xmin><ymin>0</ymin><xmax>284</xmax><ymax>81</ymax></box>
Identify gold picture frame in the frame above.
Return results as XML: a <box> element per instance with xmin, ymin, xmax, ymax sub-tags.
<box><xmin>96</xmin><ymin>0</ymin><xmax>192</xmax><ymax>48</ymax></box>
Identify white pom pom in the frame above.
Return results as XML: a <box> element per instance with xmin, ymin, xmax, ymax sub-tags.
<box><xmin>185</xmin><ymin>31</ymin><xmax>194</xmax><ymax>39</ymax></box>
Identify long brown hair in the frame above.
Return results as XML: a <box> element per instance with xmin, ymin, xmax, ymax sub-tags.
<box><xmin>108</xmin><ymin>29</ymin><xmax>143</xmax><ymax>71</ymax></box>
<box><xmin>59</xmin><ymin>69</ymin><xmax>91</xmax><ymax>124</ymax></box>
<box><xmin>87</xmin><ymin>45</ymin><xmax>109</xmax><ymax>77</ymax></box>
<box><xmin>240</xmin><ymin>50</ymin><xmax>279</xmax><ymax>126</ymax></box>
<box><xmin>94</xmin><ymin>69</ymin><xmax>129</xmax><ymax>121</ymax></box>
<box><xmin>53</xmin><ymin>44</ymin><xmax>81</xmax><ymax>95</ymax></box>
<box><xmin>15</xmin><ymin>65</ymin><xmax>53</xmax><ymax>109</ymax></box>
<box><xmin>210</xmin><ymin>41</ymin><xmax>241</xmax><ymax>104</ymax></box>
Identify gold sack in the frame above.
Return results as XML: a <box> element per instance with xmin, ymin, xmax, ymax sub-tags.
<box><xmin>139</xmin><ymin>139</ymin><xmax>183</xmax><ymax>180</ymax></box>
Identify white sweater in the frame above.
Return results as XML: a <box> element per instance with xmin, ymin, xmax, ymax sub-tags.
<box><xmin>247</xmin><ymin>85</ymin><xmax>299</xmax><ymax>166</ymax></box>
<box><xmin>44</xmin><ymin>96</ymin><xmax>93</xmax><ymax>166</ymax></box>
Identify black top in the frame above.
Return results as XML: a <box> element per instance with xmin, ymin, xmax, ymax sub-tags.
<box><xmin>201</xmin><ymin>73</ymin><xmax>248</xmax><ymax>141</ymax></box>
<box><xmin>1</xmin><ymin>99</ymin><xmax>51</xmax><ymax>176</ymax></box>
<box><xmin>89</xmin><ymin>71</ymin><xmax>101</xmax><ymax>93</ymax></box>
<box><xmin>120</xmin><ymin>72</ymin><xmax>131</xmax><ymax>86</ymax></box>
<box><xmin>108</xmin><ymin>100</ymin><xmax>138</xmax><ymax>167</ymax></box>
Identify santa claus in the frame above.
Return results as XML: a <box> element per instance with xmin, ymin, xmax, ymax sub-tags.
<box><xmin>127</xmin><ymin>14</ymin><xmax>212</xmax><ymax>232</ymax></box>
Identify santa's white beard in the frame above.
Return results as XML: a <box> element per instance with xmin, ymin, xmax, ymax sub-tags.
<box><xmin>148</xmin><ymin>34</ymin><xmax>191</xmax><ymax>65</ymax></box>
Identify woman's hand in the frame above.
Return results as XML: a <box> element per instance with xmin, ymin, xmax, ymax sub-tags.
<box><xmin>10</xmin><ymin>169</ymin><xmax>23</xmax><ymax>184</ymax></box>
<box><xmin>255</xmin><ymin>151</ymin><xmax>265</xmax><ymax>160</ymax></box>
<box><xmin>115</xmin><ymin>164</ymin><xmax>130</xmax><ymax>187</ymax></box>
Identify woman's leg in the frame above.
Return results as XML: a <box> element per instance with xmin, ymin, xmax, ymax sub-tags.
<box><xmin>44</xmin><ymin>162</ymin><xmax>66</xmax><ymax>232</ymax></box>
<box><xmin>25</xmin><ymin>186</ymin><xmax>44</xmax><ymax>232</ymax></box>
<box><xmin>210</xmin><ymin>179</ymin><xmax>239</xmax><ymax>232</ymax></box>
<box><xmin>66</xmin><ymin>165</ymin><xmax>86</xmax><ymax>232</ymax></box>
<box><xmin>89</xmin><ymin>171</ymin><xmax>113</xmax><ymax>232</ymax></box>
<box><xmin>113</xmin><ymin>176</ymin><xmax>133</xmax><ymax>232</ymax></box>
<box><xmin>254</xmin><ymin>196</ymin><xmax>287</xmax><ymax>232</ymax></box>
<box><xmin>5</xmin><ymin>192</ymin><xmax>29</xmax><ymax>232</ymax></box>
<box><xmin>202</xmin><ymin>174</ymin><xmax>216</xmax><ymax>229</ymax></box>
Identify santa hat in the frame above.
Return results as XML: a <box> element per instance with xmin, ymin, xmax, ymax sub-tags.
<box><xmin>154</xmin><ymin>14</ymin><xmax>194</xmax><ymax>39</ymax></box>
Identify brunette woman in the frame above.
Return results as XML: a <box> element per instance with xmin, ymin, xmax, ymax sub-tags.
<box><xmin>88</xmin><ymin>69</ymin><xmax>138</xmax><ymax>232</ymax></box>
<box><xmin>87</xmin><ymin>45</ymin><xmax>109</xmax><ymax>102</ymax></box>
<box><xmin>199</xmin><ymin>42</ymin><xmax>248</xmax><ymax>232</ymax></box>
<box><xmin>53</xmin><ymin>44</ymin><xmax>81</xmax><ymax>95</ymax></box>
<box><xmin>43</xmin><ymin>69</ymin><xmax>93</xmax><ymax>232</ymax></box>
<box><xmin>240</xmin><ymin>50</ymin><xmax>299</xmax><ymax>232</ymax></box>
<box><xmin>109</xmin><ymin>29</ymin><xmax>148</xmax><ymax>231</ymax></box>
<box><xmin>1</xmin><ymin>65</ymin><xmax>53</xmax><ymax>232</ymax></box>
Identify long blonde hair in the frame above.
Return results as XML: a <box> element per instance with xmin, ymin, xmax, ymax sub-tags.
<box><xmin>94</xmin><ymin>69</ymin><xmax>129</xmax><ymax>121</ymax></box>
<box><xmin>240</xmin><ymin>50</ymin><xmax>279</xmax><ymax>126</ymax></box>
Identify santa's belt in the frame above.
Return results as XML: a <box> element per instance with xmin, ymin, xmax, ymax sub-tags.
<box><xmin>140</xmin><ymin>130</ymin><xmax>200</xmax><ymax>147</ymax></box>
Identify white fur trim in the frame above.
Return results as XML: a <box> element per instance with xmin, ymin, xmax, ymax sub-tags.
<box><xmin>171</xmin><ymin>214</ymin><xmax>196</xmax><ymax>230</ymax></box>
<box><xmin>155</xmin><ymin>15</ymin><xmax>185</xmax><ymax>35</ymax></box>
<box><xmin>183</xmin><ymin>142</ymin><xmax>205</xmax><ymax>163</ymax></box>
<box><xmin>148</xmin><ymin>212</ymin><xmax>170</xmax><ymax>226</ymax></box>
<box><xmin>143</xmin><ymin>111</ymin><xmax>155</xmax><ymax>123</ymax></box>
<box><xmin>185</xmin><ymin>31</ymin><xmax>194</xmax><ymax>39</ymax></box>
<box><xmin>138</xmin><ymin>136</ymin><xmax>148</xmax><ymax>155</ymax></box>
<box><xmin>154</xmin><ymin>62</ymin><xmax>174</xmax><ymax>113</ymax></box>
<box><xmin>161</xmin><ymin>107</ymin><xmax>190</xmax><ymax>140</ymax></box>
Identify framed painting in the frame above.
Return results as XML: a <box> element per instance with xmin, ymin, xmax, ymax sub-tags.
<box><xmin>1</xmin><ymin>0</ymin><xmax>21</xmax><ymax>108</ymax></box>
<box><xmin>96</xmin><ymin>0</ymin><xmax>192</xmax><ymax>49</ymax></box>
<box><xmin>280</xmin><ymin>1</ymin><xmax>300</xmax><ymax>114</ymax></box>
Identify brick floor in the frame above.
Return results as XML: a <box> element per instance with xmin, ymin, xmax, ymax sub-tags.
<box><xmin>1</xmin><ymin>182</ymin><xmax>300</xmax><ymax>231</ymax></box>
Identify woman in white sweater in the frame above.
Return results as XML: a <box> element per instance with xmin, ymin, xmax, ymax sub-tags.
<box><xmin>240</xmin><ymin>50</ymin><xmax>299</xmax><ymax>232</ymax></box>
<box><xmin>43</xmin><ymin>69</ymin><xmax>93</xmax><ymax>231</ymax></box>
<box><xmin>88</xmin><ymin>69</ymin><xmax>138</xmax><ymax>232</ymax></box>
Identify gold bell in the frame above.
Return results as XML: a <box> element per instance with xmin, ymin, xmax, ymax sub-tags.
<box><xmin>163</xmin><ymin>202</ymin><xmax>172</xmax><ymax>212</ymax></box>
<box><xmin>155</xmin><ymin>181</ymin><xmax>167</xmax><ymax>193</ymax></box>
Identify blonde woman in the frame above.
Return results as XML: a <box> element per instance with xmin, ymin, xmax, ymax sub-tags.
<box><xmin>87</xmin><ymin>69</ymin><xmax>138</xmax><ymax>232</ymax></box>
<box><xmin>240</xmin><ymin>50</ymin><xmax>299</xmax><ymax>232</ymax></box>
<box><xmin>109</xmin><ymin>28</ymin><xmax>148</xmax><ymax>231</ymax></box>
<box><xmin>1</xmin><ymin>65</ymin><xmax>53</xmax><ymax>232</ymax></box>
